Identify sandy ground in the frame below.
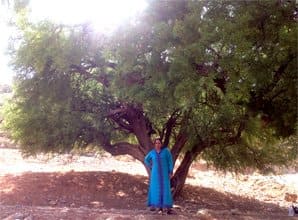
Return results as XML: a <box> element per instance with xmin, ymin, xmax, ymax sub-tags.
<box><xmin>0</xmin><ymin>135</ymin><xmax>297</xmax><ymax>219</ymax></box>
<box><xmin>0</xmin><ymin>147</ymin><xmax>297</xmax><ymax>208</ymax></box>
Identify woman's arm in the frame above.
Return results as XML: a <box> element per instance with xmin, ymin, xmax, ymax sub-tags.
<box><xmin>144</xmin><ymin>151</ymin><xmax>152</xmax><ymax>171</ymax></box>
<box><xmin>166</xmin><ymin>148</ymin><xmax>174</xmax><ymax>177</ymax></box>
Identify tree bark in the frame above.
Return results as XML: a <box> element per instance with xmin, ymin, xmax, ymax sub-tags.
<box><xmin>162</xmin><ymin>109</ymin><xmax>181</xmax><ymax>146</ymax></box>
<box><xmin>171</xmin><ymin>141</ymin><xmax>207</xmax><ymax>198</ymax></box>
<box><xmin>170</xmin><ymin>150</ymin><xmax>194</xmax><ymax>198</ymax></box>
<box><xmin>108</xmin><ymin>103</ymin><xmax>154</xmax><ymax>155</ymax></box>
<box><xmin>171</xmin><ymin>132</ymin><xmax>187</xmax><ymax>164</ymax></box>
<box><xmin>129</xmin><ymin>106</ymin><xmax>154</xmax><ymax>154</ymax></box>
<box><xmin>101</xmin><ymin>142</ymin><xmax>145</xmax><ymax>164</ymax></box>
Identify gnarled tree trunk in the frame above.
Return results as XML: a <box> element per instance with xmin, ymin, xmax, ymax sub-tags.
<box><xmin>171</xmin><ymin>141</ymin><xmax>207</xmax><ymax>197</ymax></box>
<box><xmin>170</xmin><ymin>150</ymin><xmax>194</xmax><ymax>197</ymax></box>
<box><xmin>107</xmin><ymin>105</ymin><xmax>210</xmax><ymax>198</ymax></box>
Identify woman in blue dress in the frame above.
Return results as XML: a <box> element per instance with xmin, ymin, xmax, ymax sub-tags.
<box><xmin>144</xmin><ymin>138</ymin><xmax>175</xmax><ymax>214</ymax></box>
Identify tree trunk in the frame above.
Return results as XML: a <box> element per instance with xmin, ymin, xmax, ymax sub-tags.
<box><xmin>170</xmin><ymin>150</ymin><xmax>194</xmax><ymax>198</ymax></box>
<box><xmin>171</xmin><ymin>141</ymin><xmax>207</xmax><ymax>198</ymax></box>
<box><xmin>171</xmin><ymin>132</ymin><xmax>187</xmax><ymax>164</ymax></box>
<box><xmin>128</xmin><ymin>105</ymin><xmax>154</xmax><ymax>154</ymax></box>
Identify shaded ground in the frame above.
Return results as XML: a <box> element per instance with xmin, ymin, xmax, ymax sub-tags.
<box><xmin>0</xmin><ymin>171</ymin><xmax>294</xmax><ymax>220</ymax></box>
<box><xmin>0</xmin><ymin>133</ymin><xmax>297</xmax><ymax>219</ymax></box>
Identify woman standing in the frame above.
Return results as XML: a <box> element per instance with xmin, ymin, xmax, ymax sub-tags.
<box><xmin>144</xmin><ymin>138</ymin><xmax>174</xmax><ymax>214</ymax></box>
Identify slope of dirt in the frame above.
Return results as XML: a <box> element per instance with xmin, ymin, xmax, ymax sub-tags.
<box><xmin>0</xmin><ymin>138</ymin><xmax>297</xmax><ymax>219</ymax></box>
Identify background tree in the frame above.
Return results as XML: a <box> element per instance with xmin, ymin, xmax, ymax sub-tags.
<box><xmin>3</xmin><ymin>0</ymin><xmax>297</xmax><ymax>197</ymax></box>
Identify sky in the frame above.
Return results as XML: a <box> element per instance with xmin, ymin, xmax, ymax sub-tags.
<box><xmin>0</xmin><ymin>0</ymin><xmax>148</xmax><ymax>85</ymax></box>
<box><xmin>0</xmin><ymin>5</ymin><xmax>12</xmax><ymax>85</ymax></box>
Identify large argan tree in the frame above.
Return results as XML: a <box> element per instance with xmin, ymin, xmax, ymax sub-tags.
<box><xmin>3</xmin><ymin>0</ymin><xmax>297</xmax><ymax>196</ymax></box>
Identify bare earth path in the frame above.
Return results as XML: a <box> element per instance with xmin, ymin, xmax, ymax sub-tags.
<box><xmin>0</xmin><ymin>134</ymin><xmax>297</xmax><ymax>219</ymax></box>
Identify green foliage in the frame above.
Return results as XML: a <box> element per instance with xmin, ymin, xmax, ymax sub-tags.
<box><xmin>202</xmin><ymin>116</ymin><xmax>283</xmax><ymax>172</ymax></box>
<box><xmin>3</xmin><ymin>0</ymin><xmax>297</xmax><ymax>171</ymax></box>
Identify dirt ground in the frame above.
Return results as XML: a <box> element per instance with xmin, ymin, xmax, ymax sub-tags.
<box><xmin>0</xmin><ymin>133</ymin><xmax>297</xmax><ymax>220</ymax></box>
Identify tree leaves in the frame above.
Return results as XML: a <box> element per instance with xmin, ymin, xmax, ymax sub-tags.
<box><xmin>3</xmin><ymin>0</ymin><xmax>297</xmax><ymax>174</ymax></box>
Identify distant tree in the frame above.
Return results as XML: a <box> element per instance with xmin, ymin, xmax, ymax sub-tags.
<box><xmin>3</xmin><ymin>0</ymin><xmax>297</xmax><ymax>196</ymax></box>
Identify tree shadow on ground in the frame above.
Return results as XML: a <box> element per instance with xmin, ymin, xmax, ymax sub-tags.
<box><xmin>0</xmin><ymin>171</ymin><xmax>287</xmax><ymax>217</ymax></box>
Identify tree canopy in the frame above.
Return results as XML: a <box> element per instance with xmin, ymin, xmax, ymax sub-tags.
<box><xmin>3</xmin><ymin>0</ymin><xmax>297</xmax><ymax>196</ymax></box>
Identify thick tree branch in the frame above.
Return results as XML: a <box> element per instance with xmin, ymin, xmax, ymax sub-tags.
<box><xmin>95</xmin><ymin>132</ymin><xmax>145</xmax><ymax>163</ymax></box>
<box><xmin>108</xmin><ymin>107</ymin><xmax>134</xmax><ymax>132</ymax></box>
<box><xmin>171</xmin><ymin>139</ymin><xmax>207</xmax><ymax>197</ymax></box>
<box><xmin>171</xmin><ymin>132</ymin><xmax>187</xmax><ymax>164</ymax></box>
<box><xmin>109</xmin><ymin>117</ymin><xmax>133</xmax><ymax>133</ymax></box>
<box><xmin>107</xmin><ymin>103</ymin><xmax>154</xmax><ymax>154</ymax></box>
<box><xmin>170</xmin><ymin>112</ymin><xmax>191</xmax><ymax>164</ymax></box>
<box><xmin>162</xmin><ymin>109</ymin><xmax>181</xmax><ymax>146</ymax></box>
<box><xmin>128</xmin><ymin>106</ymin><xmax>154</xmax><ymax>154</ymax></box>
<box><xmin>101</xmin><ymin>141</ymin><xmax>145</xmax><ymax>163</ymax></box>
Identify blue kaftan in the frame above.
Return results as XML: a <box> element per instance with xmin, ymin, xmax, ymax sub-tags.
<box><xmin>144</xmin><ymin>147</ymin><xmax>174</xmax><ymax>208</ymax></box>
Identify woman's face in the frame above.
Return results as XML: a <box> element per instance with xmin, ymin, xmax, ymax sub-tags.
<box><xmin>154</xmin><ymin>140</ymin><xmax>162</xmax><ymax>150</ymax></box>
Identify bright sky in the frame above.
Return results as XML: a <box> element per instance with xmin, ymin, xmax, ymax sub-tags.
<box><xmin>0</xmin><ymin>0</ymin><xmax>148</xmax><ymax>85</ymax></box>
<box><xmin>0</xmin><ymin>5</ymin><xmax>12</xmax><ymax>85</ymax></box>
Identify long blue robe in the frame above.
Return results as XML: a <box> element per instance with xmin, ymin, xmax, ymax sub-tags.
<box><xmin>144</xmin><ymin>147</ymin><xmax>174</xmax><ymax>208</ymax></box>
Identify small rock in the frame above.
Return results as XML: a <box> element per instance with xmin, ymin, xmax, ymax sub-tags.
<box><xmin>173</xmin><ymin>204</ymin><xmax>182</xmax><ymax>210</ymax></box>
<box><xmin>116</xmin><ymin>190</ymin><xmax>126</xmax><ymax>197</ymax></box>
<box><xmin>196</xmin><ymin>208</ymin><xmax>210</xmax><ymax>216</ymax></box>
